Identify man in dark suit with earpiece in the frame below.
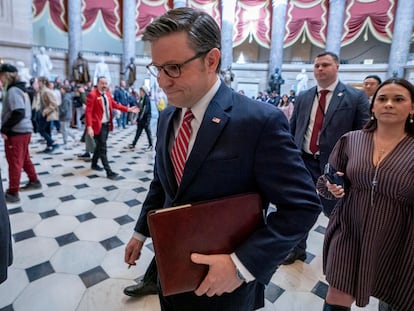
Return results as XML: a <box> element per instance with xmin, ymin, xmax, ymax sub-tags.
<box><xmin>287</xmin><ymin>51</ymin><xmax>370</xmax><ymax>265</ymax></box>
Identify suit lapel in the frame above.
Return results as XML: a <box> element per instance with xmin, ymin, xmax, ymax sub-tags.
<box><xmin>304</xmin><ymin>87</ymin><xmax>318</xmax><ymax>120</ymax></box>
<box><xmin>322</xmin><ymin>82</ymin><xmax>345</xmax><ymax>131</ymax></box>
<box><xmin>160</xmin><ymin>108</ymin><xmax>180</xmax><ymax>196</ymax></box>
<box><xmin>177</xmin><ymin>85</ymin><xmax>232</xmax><ymax>194</ymax></box>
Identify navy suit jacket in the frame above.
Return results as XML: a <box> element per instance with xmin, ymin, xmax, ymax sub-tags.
<box><xmin>290</xmin><ymin>81</ymin><xmax>370</xmax><ymax>172</ymax></box>
<box><xmin>134</xmin><ymin>83</ymin><xmax>321</xmax><ymax>286</ymax></box>
<box><xmin>0</xmin><ymin>170</ymin><xmax>12</xmax><ymax>284</ymax></box>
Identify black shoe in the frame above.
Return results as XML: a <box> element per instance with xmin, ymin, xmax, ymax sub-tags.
<box><xmin>128</xmin><ymin>144</ymin><xmax>135</xmax><ymax>149</ymax></box>
<box><xmin>107</xmin><ymin>171</ymin><xmax>119</xmax><ymax>180</ymax></box>
<box><xmin>123</xmin><ymin>280</ymin><xmax>158</xmax><ymax>297</ymax></box>
<box><xmin>323</xmin><ymin>302</ymin><xmax>351</xmax><ymax>311</ymax></box>
<box><xmin>78</xmin><ymin>152</ymin><xmax>91</xmax><ymax>159</ymax></box>
<box><xmin>20</xmin><ymin>180</ymin><xmax>42</xmax><ymax>191</ymax></box>
<box><xmin>145</xmin><ymin>145</ymin><xmax>153</xmax><ymax>151</ymax></box>
<box><xmin>41</xmin><ymin>146</ymin><xmax>54</xmax><ymax>153</ymax></box>
<box><xmin>91</xmin><ymin>165</ymin><xmax>104</xmax><ymax>171</ymax></box>
<box><xmin>282</xmin><ymin>249</ymin><xmax>306</xmax><ymax>265</ymax></box>
<box><xmin>5</xmin><ymin>191</ymin><xmax>20</xmax><ymax>203</ymax></box>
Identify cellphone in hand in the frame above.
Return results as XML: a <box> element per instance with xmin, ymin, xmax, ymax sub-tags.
<box><xmin>324</xmin><ymin>163</ymin><xmax>343</xmax><ymax>186</ymax></box>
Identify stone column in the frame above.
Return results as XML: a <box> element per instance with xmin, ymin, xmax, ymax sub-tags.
<box><xmin>387</xmin><ymin>0</ymin><xmax>414</xmax><ymax>78</ymax></box>
<box><xmin>325</xmin><ymin>0</ymin><xmax>346</xmax><ymax>59</ymax></box>
<box><xmin>122</xmin><ymin>0</ymin><xmax>136</xmax><ymax>82</ymax></box>
<box><xmin>269</xmin><ymin>0</ymin><xmax>288</xmax><ymax>79</ymax></box>
<box><xmin>68</xmin><ymin>0</ymin><xmax>82</xmax><ymax>80</ymax></box>
<box><xmin>220</xmin><ymin>0</ymin><xmax>237</xmax><ymax>71</ymax></box>
<box><xmin>173</xmin><ymin>0</ymin><xmax>187</xmax><ymax>8</ymax></box>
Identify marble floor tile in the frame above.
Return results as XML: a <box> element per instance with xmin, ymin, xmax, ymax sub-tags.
<box><xmin>90</xmin><ymin>201</ymin><xmax>129</xmax><ymax>219</ymax></box>
<box><xmin>13</xmin><ymin>273</ymin><xmax>85</xmax><ymax>311</ymax></box>
<box><xmin>55</xmin><ymin>199</ymin><xmax>95</xmax><ymax>216</ymax></box>
<box><xmin>50</xmin><ymin>240</ymin><xmax>107</xmax><ymax>274</ymax></box>
<box><xmin>74</xmin><ymin>218</ymin><xmax>120</xmax><ymax>241</ymax></box>
<box><xmin>12</xmin><ymin>236</ymin><xmax>59</xmax><ymax>269</ymax></box>
<box><xmin>9</xmin><ymin>211</ymin><xmax>42</xmax><ymax>233</ymax></box>
<box><xmin>34</xmin><ymin>215</ymin><xmax>80</xmax><ymax>237</ymax></box>
<box><xmin>0</xmin><ymin>267</ymin><xmax>29</xmax><ymax>306</ymax></box>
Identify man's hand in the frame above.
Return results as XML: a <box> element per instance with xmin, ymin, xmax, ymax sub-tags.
<box><xmin>124</xmin><ymin>237</ymin><xmax>144</xmax><ymax>267</ymax></box>
<box><xmin>86</xmin><ymin>126</ymin><xmax>94</xmax><ymax>138</ymax></box>
<box><xmin>191</xmin><ymin>253</ymin><xmax>244</xmax><ymax>297</ymax></box>
<box><xmin>129</xmin><ymin>106</ymin><xmax>139</xmax><ymax>113</ymax></box>
<box><xmin>1</xmin><ymin>133</ymin><xmax>7</xmax><ymax>140</ymax></box>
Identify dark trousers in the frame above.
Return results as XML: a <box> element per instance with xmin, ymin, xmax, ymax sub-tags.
<box><xmin>132</xmin><ymin>121</ymin><xmax>153</xmax><ymax>147</ymax></box>
<box><xmin>37</xmin><ymin>113</ymin><xmax>53</xmax><ymax>146</ymax></box>
<box><xmin>144</xmin><ymin>257</ymin><xmax>157</xmax><ymax>283</ymax></box>
<box><xmin>159</xmin><ymin>279</ymin><xmax>264</xmax><ymax>311</ymax></box>
<box><xmin>92</xmin><ymin>123</ymin><xmax>111</xmax><ymax>173</ymax></box>
<box><xmin>146</xmin><ymin>256</ymin><xmax>264</xmax><ymax>311</ymax></box>
<box><xmin>294</xmin><ymin>153</ymin><xmax>336</xmax><ymax>251</ymax></box>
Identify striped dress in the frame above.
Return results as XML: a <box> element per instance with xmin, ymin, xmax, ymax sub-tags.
<box><xmin>318</xmin><ymin>130</ymin><xmax>414</xmax><ymax>310</ymax></box>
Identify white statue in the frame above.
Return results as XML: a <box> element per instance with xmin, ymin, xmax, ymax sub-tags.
<box><xmin>93</xmin><ymin>56</ymin><xmax>111</xmax><ymax>86</ymax></box>
<box><xmin>296</xmin><ymin>68</ymin><xmax>309</xmax><ymax>94</ymax></box>
<box><xmin>34</xmin><ymin>46</ymin><xmax>53</xmax><ymax>78</ymax></box>
<box><xmin>16</xmin><ymin>61</ymin><xmax>32</xmax><ymax>84</ymax></box>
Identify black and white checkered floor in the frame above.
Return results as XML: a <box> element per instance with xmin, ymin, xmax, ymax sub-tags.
<box><xmin>0</xmin><ymin>121</ymin><xmax>378</xmax><ymax>311</ymax></box>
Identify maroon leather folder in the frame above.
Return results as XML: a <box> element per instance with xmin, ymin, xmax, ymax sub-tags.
<box><xmin>147</xmin><ymin>193</ymin><xmax>264</xmax><ymax>296</ymax></box>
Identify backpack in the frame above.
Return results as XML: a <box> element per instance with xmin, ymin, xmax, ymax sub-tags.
<box><xmin>58</xmin><ymin>102</ymin><xmax>67</xmax><ymax>119</ymax></box>
<box><xmin>73</xmin><ymin>96</ymin><xmax>82</xmax><ymax>108</ymax></box>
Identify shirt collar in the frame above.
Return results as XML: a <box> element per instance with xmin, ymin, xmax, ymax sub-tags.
<box><xmin>182</xmin><ymin>76</ymin><xmax>220</xmax><ymax>123</ymax></box>
<box><xmin>317</xmin><ymin>79</ymin><xmax>339</xmax><ymax>93</ymax></box>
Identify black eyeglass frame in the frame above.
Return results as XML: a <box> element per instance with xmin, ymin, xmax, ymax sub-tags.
<box><xmin>146</xmin><ymin>51</ymin><xmax>208</xmax><ymax>79</ymax></box>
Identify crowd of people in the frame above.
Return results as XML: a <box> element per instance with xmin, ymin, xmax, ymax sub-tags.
<box><xmin>0</xmin><ymin>66</ymin><xmax>163</xmax><ymax>198</ymax></box>
<box><xmin>1</xmin><ymin>7</ymin><xmax>413</xmax><ymax>311</ymax></box>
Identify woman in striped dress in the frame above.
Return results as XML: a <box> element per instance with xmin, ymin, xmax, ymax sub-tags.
<box><xmin>317</xmin><ymin>78</ymin><xmax>414</xmax><ymax>311</ymax></box>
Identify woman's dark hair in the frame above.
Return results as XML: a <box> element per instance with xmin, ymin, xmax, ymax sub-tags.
<box><xmin>142</xmin><ymin>7</ymin><xmax>221</xmax><ymax>73</ymax></box>
<box><xmin>279</xmin><ymin>94</ymin><xmax>289</xmax><ymax>106</ymax></box>
<box><xmin>364</xmin><ymin>78</ymin><xmax>414</xmax><ymax>136</ymax></box>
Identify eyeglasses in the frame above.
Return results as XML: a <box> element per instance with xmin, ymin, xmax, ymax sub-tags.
<box><xmin>146</xmin><ymin>51</ymin><xmax>207</xmax><ymax>79</ymax></box>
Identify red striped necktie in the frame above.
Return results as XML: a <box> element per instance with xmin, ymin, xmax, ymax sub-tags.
<box><xmin>171</xmin><ymin>109</ymin><xmax>194</xmax><ymax>185</ymax></box>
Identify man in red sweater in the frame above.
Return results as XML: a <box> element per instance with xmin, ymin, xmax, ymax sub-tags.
<box><xmin>85</xmin><ymin>76</ymin><xmax>138</xmax><ymax>179</ymax></box>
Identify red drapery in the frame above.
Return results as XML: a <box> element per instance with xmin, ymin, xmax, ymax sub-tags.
<box><xmin>136</xmin><ymin>0</ymin><xmax>169</xmax><ymax>37</ymax></box>
<box><xmin>233</xmin><ymin>0</ymin><xmax>272</xmax><ymax>48</ymax></box>
<box><xmin>33</xmin><ymin>0</ymin><xmax>68</xmax><ymax>32</ymax></box>
<box><xmin>342</xmin><ymin>0</ymin><xmax>396</xmax><ymax>45</ymax></box>
<box><xmin>32</xmin><ymin>0</ymin><xmax>400</xmax><ymax>46</ymax></box>
<box><xmin>188</xmin><ymin>0</ymin><xmax>222</xmax><ymax>28</ymax></box>
<box><xmin>284</xmin><ymin>0</ymin><xmax>328</xmax><ymax>48</ymax></box>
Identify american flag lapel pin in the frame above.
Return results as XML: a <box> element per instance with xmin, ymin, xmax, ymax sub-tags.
<box><xmin>212</xmin><ymin>117</ymin><xmax>221</xmax><ymax>124</ymax></box>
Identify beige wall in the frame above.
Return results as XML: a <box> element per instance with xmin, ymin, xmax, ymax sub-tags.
<box><xmin>0</xmin><ymin>0</ymin><xmax>33</xmax><ymax>66</ymax></box>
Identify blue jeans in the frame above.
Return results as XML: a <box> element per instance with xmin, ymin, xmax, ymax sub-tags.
<box><xmin>121</xmin><ymin>111</ymin><xmax>128</xmax><ymax>128</ymax></box>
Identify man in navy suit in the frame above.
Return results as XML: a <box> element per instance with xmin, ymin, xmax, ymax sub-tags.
<box><xmin>124</xmin><ymin>8</ymin><xmax>321</xmax><ymax>311</ymax></box>
<box><xmin>286</xmin><ymin>52</ymin><xmax>370</xmax><ymax>265</ymax></box>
